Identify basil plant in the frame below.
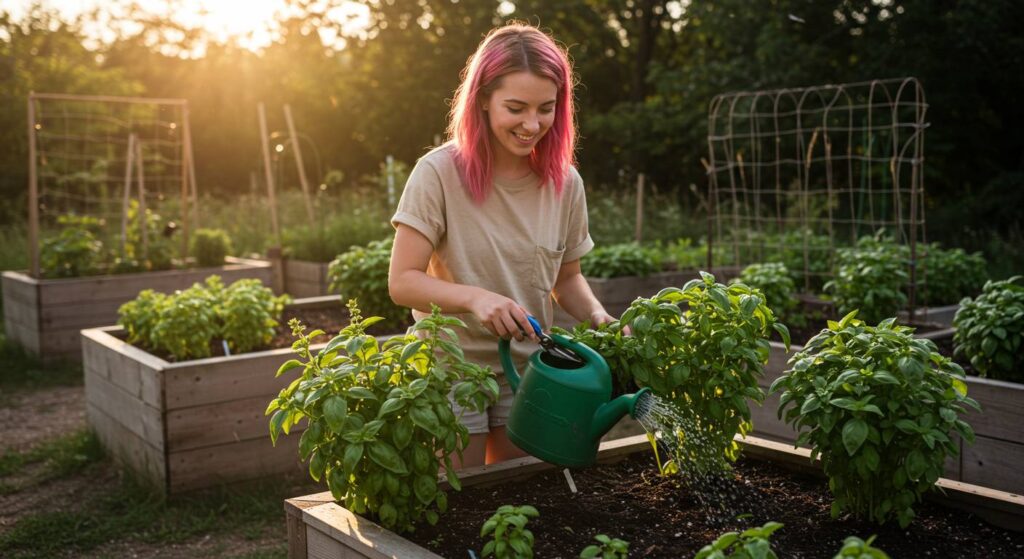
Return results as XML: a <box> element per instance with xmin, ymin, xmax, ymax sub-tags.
<box><xmin>558</xmin><ymin>272</ymin><xmax>790</xmax><ymax>469</ymax></box>
<box><xmin>771</xmin><ymin>311</ymin><xmax>979</xmax><ymax>527</ymax></box>
<box><xmin>267</xmin><ymin>301</ymin><xmax>499</xmax><ymax>532</ymax></box>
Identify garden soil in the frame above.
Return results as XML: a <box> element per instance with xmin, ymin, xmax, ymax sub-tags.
<box><xmin>407</xmin><ymin>452</ymin><xmax>1024</xmax><ymax>559</ymax></box>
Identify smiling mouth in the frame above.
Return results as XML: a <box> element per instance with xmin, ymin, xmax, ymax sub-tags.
<box><xmin>513</xmin><ymin>132</ymin><xmax>536</xmax><ymax>142</ymax></box>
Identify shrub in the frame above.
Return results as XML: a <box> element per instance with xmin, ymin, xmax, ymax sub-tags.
<box><xmin>733</xmin><ymin>262</ymin><xmax>798</xmax><ymax>323</ymax></box>
<box><xmin>267</xmin><ymin>302</ymin><xmax>498</xmax><ymax>533</ymax></box>
<box><xmin>282</xmin><ymin>211</ymin><xmax>391</xmax><ymax>263</ymax></box>
<box><xmin>824</xmin><ymin>235</ymin><xmax>908</xmax><ymax>323</ymax></box>
<box><xmin>770</xmin><ymin>311</ymin><xmax>978</xmax><ymax>527</ymax></box>
<box><xmin>40</xmin><ymin>214</ymin><xmax>104</xmax><ymax>278</ymax></box>
<box><xmin>581</xmin><ymin>242</ymin><xmax>662</xmax><ymax>278</ymax></box>
<box><xmin>118</xmin><ymin>275</ymin><xmax>289</xmax><ymax>360</ymax></box>
<box><xmin>124</xmin><ymin>200</ymin><xmax>176</xmax><ymax>271</ymax></box>
<box><xmin>557</xmin><ymin>272</ymin><xmax>789</xmax><ymax>467</ymax></box>
<box><xmin>480</xmin><ymin>504</ymin><xmax>539</xmax><ymax>559</ymax></box>
<box><xmin>660</xmin><ymin>237</ymin><xmax>709</xmax><ymax>270</ymax></box>
<box><xmin>953</xmin><ymin>276</ymin><xmax>1024</xmax><ymax>381</ymax></box>
<box><xmin>918</xmin><ymin>243</ymin><xmax>986</xmax><ymax>306</ymax></box>
<box><xmin>729</xmin><ymin>229</ymin><xmax>833</xmax><ymax>290</ymax></box>
<box><xmin>191</xmin><ymin>228</ymin><xmax>233</xmax><ymax>267</ymax></box>
<box><xmin>328</xmin><ymin>237</ymin><xmax>407</xmax><ymax>331</ymax></box>
<box><xmin>694</xmin><ymin>521</ymin><xmax>783</xmax><ymax>559</ymax></box>
<box><xmin>580</xmin><ymin>535</ymin><xmax>629</xmax><ymax>559</ymax></box>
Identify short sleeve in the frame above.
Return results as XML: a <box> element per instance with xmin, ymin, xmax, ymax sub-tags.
<box><xmin>562</xmin><ymin>168</ymin><xmax>594</xmax><ymax>262</ymax></box>
<box><xmin>391</xmin><ymin>157</ymin><xmax>447</xmax><ymax>247</ymax></box>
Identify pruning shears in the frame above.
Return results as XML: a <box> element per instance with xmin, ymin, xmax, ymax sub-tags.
<box><xmin>524</xmin><ymin>315</ymin><xmax>585</xmax><ymax>366</ymax></box>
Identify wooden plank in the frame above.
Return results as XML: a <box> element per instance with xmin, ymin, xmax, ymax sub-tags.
<box><xmin>961</xmin><ymin>377</ymin><xmax>1024</xmax><ymax>443</ymax></box>
<box><xmin>87</xmin><ymin>402</ymin><xmax>166</xmax><ymax>490</ymax></box>
<box><xmin>84</xmin><ymin>366</ymin><xmax>164</xmax><ymax>448</ymax></box>
<box><xmin>284</xmin><ymin>260</ymin><xmax>331</xmax><ymax>298</ymax></box>
<box><xmin>287</xmin><ymin>494</ymin><xmax>336</xmax><ymax>559</ymax></box>
<box><xmin>306</xmin><ymin>526</ymin><xmax>363</xmax><ymax>559</ymax></box>
<box><xmin>166</xmin><ymin>396</ymin><xmax>305</xmax><ymax>452</ymax></box>
<box><xmin>961</xmin><ymin>436</ymin><xmax>1024</xmax><ymax>495</ymax></box>
<box><xmin>167</xmin><ymin>434</ymin><xmax>303</xmax><ymax>493</ymax></box>
<box><xmin>304</xmin><ymin>504</ymin><xmax>445</xmax><ymax>559</ymax></box>
<box><xmin>164</xmin><ymin>350</ymin><xmax>304</xmax><ymax>410</ymax></box>
<box><xmin>34</xmin><ymin>260</ymin><xmax>272</xmax><ymax>306</ymax></box>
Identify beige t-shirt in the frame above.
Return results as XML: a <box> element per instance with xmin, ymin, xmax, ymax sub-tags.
<box><xmin>391</xmin><ymin>145</ymin><xmax>594</xmax><ymax>375</ymax></box>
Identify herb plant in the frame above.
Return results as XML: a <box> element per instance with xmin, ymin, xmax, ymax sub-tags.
<box><xmin>953</xmin><ymin>276</ymin><xmax>1024</xmax><ymax>381</ymax></box>
<box><xmin>581</xmin><ymin>242</ymin><xmax>662</xmax><ymax>278</ymax></box>
<box><xmin>580</xmin><ymin>534</ymin><xmax>629</xmax><ymax>559</ymax></box>
<box><xmin>824</xmin><ymin>235</ymin><xmax>908</xmax><ymax>323</ymax></box>
<box><xmin>733</xmin><ymin>262</ymin><xmax>798</xmax><ymax>325</ymax></box>
<box><xmin>770</xmin><ymin>311</ymin><xmax>979</xmax><ymax>527</ymax></box>
<box><xmin>118</xmin><ymin>275</ymin><xmax>289</xmax><ymax>360</ymax></box>
<box><xmin>693</xmin><ymin>521</ymin><xmax>783</xmax><ymax>559</ymax></box>
<box><xmin>40</xmin><ymin>214</ymin><xmax>104</xmax><ymax>278</ymax></box>
<box><xmin>191</xmin><ymin>228</ymin><xmax>233</xmax><ymax>267</ymax></box>
<box><xmin>833</xmin><ymin>535</ymin><xmax>890</xmax><ymax>559</ymax></box>
<box><xmin>328</xmin><ymin>237</ymin><xmax>407</xmax><ymax>331</ymax></box>
<box><xmin>660</xmin><ymin>237</ymin><xmax>711</xmax><ymax>270</ymax></box>
<box><xmin>480</xmin><ymin>504</ymin><xmax>539</xmax><ymax>559</ymax></box>
<box><xmin>919</xmin><ymin>243</ymin><xmax>986</xmax><ymax>306</ymax></box>
<box><xmin>123</xmin><ymin>200</ymin><xmax>176</xmax><ymax>271</ymax></box>
<box><xmin>557</xmin><ymin>272</ymin><xmax>789</xmax><ymax>466</ymax></box>
<box><xmin>268</xmin><ymin>302</ymin><xmax>498</xmax><ymax>532</ymax></box>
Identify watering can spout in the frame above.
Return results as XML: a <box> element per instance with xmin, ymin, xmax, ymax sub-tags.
<box><xmin>589</xmin><ymin>388</ymin><xmax>652</xmax><ymax>442</ymax></box>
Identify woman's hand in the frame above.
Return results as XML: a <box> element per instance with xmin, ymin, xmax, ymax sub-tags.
<box><xmin>470</xmin><ymin>290</ymin><xmax>538</xmax><ymax>342</ymax></box>
<box><xmin>590</xmin><ymin>310</ymin><xmax>631</xmax><ymax>336</ymax></box>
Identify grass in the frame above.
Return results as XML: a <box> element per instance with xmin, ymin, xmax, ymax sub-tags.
<box><xmin>0</xmin><ymin>429</ymin><xmax>104</xmax><ymax>479</ymax></box>
<box><xmin>0</xmin><ymin>450</ymin><xmax>307</xmax><ymax>559</ymax></box>
<box><xmin>0</xmin><ymin>330</ymin><xmax>82</xmax><ymax>396</ymax></box>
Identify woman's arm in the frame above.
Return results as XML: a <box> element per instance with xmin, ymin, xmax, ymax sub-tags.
<box><xmin>550</xmin><ymin>259</ymin><xmax>616</xmax><ymax>326</ymax></box>
<box><xmin>388</xmin><ymin>224</ymin><xmax>537</xmax><ymax>341</ymax></box>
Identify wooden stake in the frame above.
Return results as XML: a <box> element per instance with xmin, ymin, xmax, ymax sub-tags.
<box><xmin>27</xmin><ymin>93</ymin><xmax>39</xmax><ymax>277</ymax></box>
<box><xmin>634</xmin><ymin>173</ymin><xmax>645</xmax><ymax>244</ymax></box>
<box><xmin>135</xmin><ymin>139</ymin><xmax>148</xmax><ymax>257</ymax></box>
<box><xmin>121</xmin><ymin>133</ymin><xmax>136</xmax><ymax>256</ymax></box>
<box><xmin>258</xmin><ymin>102</ymin><xmax>282</xmax><ymax>248</ymax></box>
<box><xmin>183</xmin><ymin>104</ymin><xmax>199</xmax><ymax>235</ymax></box>
<box><xmin>283</xmin><ymin>104</ymin><xmax>314</xmax><ymax>222</ymax></box>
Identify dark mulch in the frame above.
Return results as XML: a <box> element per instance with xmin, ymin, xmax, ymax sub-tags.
<box><xmin>406</xmin><ymin>452</ymin><xmax>1024</xmax><ymax>559</ymax></box>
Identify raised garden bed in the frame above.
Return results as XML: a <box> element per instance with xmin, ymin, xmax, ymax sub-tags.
<box><xmin>2</xmin><ymin>256</ymin><xmax>273</xmax><ymax>362</ymax></box>
<box><xmin>81</xmin><ymin>295</ymin><xmax>400</xmax><ymax>494</ymax></box>
<box><xmin>899</xmin><ymin>303</ymin><xmax>961</xmax><ymax>327</ymax></box>
<box><xmin>285</xmin><ymin>434</ymin><xmax>1024</xmax><ymax>559</ymax></box>
<box><xmin>750</xmin><ymin>326</ymin><xmax>1024</xmax><ymax>495</ymax></box>
<box><xmin>278</xmin><ymin>257</ymin><xmax>331</xmax><ymax>298</ymax></box>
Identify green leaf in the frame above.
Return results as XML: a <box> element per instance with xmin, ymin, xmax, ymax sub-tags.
<box><xmin>323</xmin><ymin>396</ymin><xmax>348</xmax><ymax>434</ymax></box>
<box><xmin>367</xmin><ymin>441</ymin><xmax>409</xmax><ymax>475</ymax></box>
<box><xmin>409</xmin><ymin>406</ymin><xmax>443</xmax><ymax>438</ymax></box>
<box><xmin>276</xmin><ymin>359</ymin><xmax>304</xmax><ymax>378</ymax></box>
<box><xmin>842</xmin><ymin>418</ymin><xmax>869</xmax><ymax>456</ymax></box>
<box><xmin>905</xmin><ymin>449</ymin><xmax>927</xmax><ymax>480</ymax></box>
<box><xmin>342</xmin><ymin>443</ymin><xmax>363</xmax><ymax>473</ymax></box>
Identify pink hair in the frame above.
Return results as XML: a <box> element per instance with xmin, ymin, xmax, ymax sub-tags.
<box><xmin>447</xmin><ymin>24</ymin><xmax>576</xmax><ymax>204</ymax></box>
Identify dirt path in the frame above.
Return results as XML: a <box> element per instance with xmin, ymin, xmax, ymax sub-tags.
<box><xmin>0</xmin><ymin>384</ymin><xmax>292</xmax><ymax>558</ymax></box>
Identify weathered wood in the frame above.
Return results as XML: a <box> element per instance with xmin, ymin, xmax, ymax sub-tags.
<box><xmin>3</xmin><ymin>259</ymin><xmax>273</xmax><ymax>361</ymax></box>
<box><xmin>286</xmin><ymin>493</ymin><xmax>334</xmax><ymax>559</ymax></box>
<box><xmin>164</xmin><ymin>350</ymin><xmax>307</xmax><ymax>410</ymax></box>
<box><xmin>283</xmin><ymin>259</ymin><xmax>331</xmax><ymax>298</ymax></box>
<box><xmin>168</xmin><ymin>434</ymin><xmax>304</xmax><ymax>493</ymax></box>
<box><xmin>166</xmin><ymin>395</ymin><xmax>306</xmax><ymax>452</ymax></box>
<box><xmin>960</xmin><ymin>376</ymin><xmax>1024</xmax><ymax>443</ymax></box>
<box><xmin>84</xmin><ymin>366</ymin><xmax>164</xmax><ymax>448</ymax></box>
<box><xmin>87</xmin><ymin>402</ymin><xmax>166</xmax><ymax>489</ymax></box>
<box><xmin>961</xmin><ymin>437</ymin><xmax>1024</xmax><ymax>495</ymax></box>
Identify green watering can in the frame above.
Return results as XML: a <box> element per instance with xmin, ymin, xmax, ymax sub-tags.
<box><xmin>499</xmin><ymin>316</ymin><xmax>650</xmax><ymax>467</ymax></box>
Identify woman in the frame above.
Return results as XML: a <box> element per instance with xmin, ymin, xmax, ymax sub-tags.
<box><xmin>389</xmin><ymin>23</ymin><xmax>615</xmax><ymax>468</ymax></box>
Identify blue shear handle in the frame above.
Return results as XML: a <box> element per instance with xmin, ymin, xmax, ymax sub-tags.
<box><xmin>526</xmin><ymin>315</ymin><xmax>543</xmax><ymax>336</ymax></box>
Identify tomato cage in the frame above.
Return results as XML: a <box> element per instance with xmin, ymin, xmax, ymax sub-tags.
<box><xmin>704</xmin><ymin>77</ymin><xmax>929</xmax><ymax>317</ymax></box>
<box><xmin>25</xmin><ymin>92</ymin><xmax>198</xmax><ymax>277</ymax></box>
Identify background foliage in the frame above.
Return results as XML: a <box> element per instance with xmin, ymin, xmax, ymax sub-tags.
<box><xmin>1</xmin><ymin>1</ymin><xmax>1022</xmax><ymax>276</ymax></box>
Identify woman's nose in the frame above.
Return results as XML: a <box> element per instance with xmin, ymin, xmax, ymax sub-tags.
<box><xmin>522</xmin><ymin>116</ymin><xmax>540</xmax><ymax>133</ymax></box>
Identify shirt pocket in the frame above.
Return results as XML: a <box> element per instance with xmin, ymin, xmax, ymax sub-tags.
<box><xmin>530</xmin><ymin>244</ymin><xmax>565</xmax><ymax>292</ymax></box>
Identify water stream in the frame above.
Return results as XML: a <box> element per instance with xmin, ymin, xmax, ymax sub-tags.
<box><xmin>633</xmin><ymin>391</ymin><xmax>767</xmax><ymax>525</ymax></box>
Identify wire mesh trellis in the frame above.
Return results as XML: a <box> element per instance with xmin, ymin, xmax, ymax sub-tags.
<box><xmin>705</xmin><ymin>77</ymin><xmax>928</xmax><ymax>314</ymax></box>
<box><xmin>26</xmin><ymin>92</ymin><xmax>198</xmax><ymax>277</ymax></box>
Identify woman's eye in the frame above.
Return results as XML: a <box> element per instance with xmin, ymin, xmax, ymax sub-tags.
<box><xmin>540</xmin><ymin>107</ymin><xmax>554</xmax><ymax>115</ymax></box>
<box><xmin>506</xmin><ymin>107</ymin><xmax>523</xmax><ymax>114</ymax></box>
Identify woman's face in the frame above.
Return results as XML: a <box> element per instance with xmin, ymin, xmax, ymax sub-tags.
<box><xmin>484</xmin><ymin>70</ymin><xmax>558</xmax><ymax>164</ymax></box>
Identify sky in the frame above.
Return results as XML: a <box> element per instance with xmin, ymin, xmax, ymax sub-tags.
<box><xmin>0</xmin><ymin>0</ymin><xmax>371</xmax><ymax>53</ymax></box>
